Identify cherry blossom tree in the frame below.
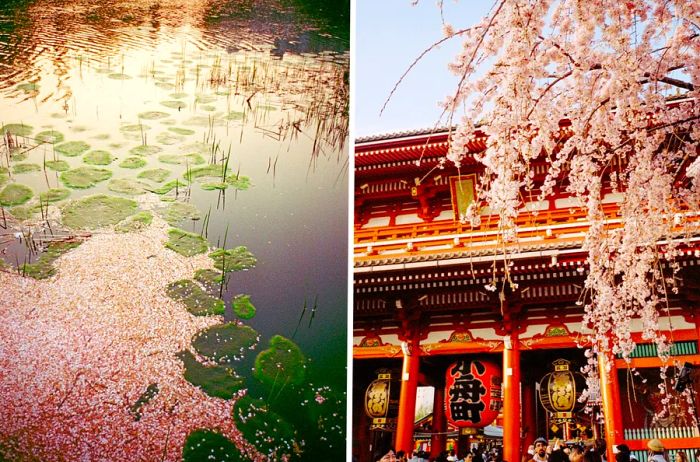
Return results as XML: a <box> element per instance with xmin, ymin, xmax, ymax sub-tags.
<box><xmin>414</xmin><ymin>0</ymin><xmax>698</xmax><ymax>410</ymax></box>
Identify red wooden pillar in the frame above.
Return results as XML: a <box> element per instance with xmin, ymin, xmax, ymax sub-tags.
<box><xmin>430</xmin><ymin>385</ymin><xmax>447</xmax><ymax>458</ymax></box>
<box><xmin>396</xmin><ymin>340</ymin><xmax>421</xmax><ymax>453</ymax></box>
<box><xmin>598</xmin><ymin>352</ymin><xmax>623</xmax><ymax>462</ymax></box>
<box><xmin>503</xmin><ymin>333</ymin><xmax>521</xmax><ymax>462</ymax></box>
<box><xmin>521</xmin><ymin>381</ymin><xmax>537</xmax><ymax>449</ymax></box>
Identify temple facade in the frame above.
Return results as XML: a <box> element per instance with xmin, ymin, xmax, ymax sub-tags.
<box><xmin>352</xmin><ymin>128</ymin><xmax>700</xmax><ymax>462</ymax></box>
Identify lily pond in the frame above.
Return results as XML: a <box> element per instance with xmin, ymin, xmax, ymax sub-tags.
<box><xmin>0</xmin><ymin>0</ymin><xmax>348</xmax><ymax>461</ymax></box>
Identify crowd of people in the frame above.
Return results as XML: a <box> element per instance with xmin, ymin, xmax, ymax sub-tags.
<box><xmin>375</xmin><ymin>437</ymin><xmax>700</xmax><ymax>462</ymax></box>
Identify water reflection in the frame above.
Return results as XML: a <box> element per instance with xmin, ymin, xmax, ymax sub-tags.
<box><xmin>0</xmin><ymin>0</ymin><xmax>347</xmax><ymax>460</ymax></box>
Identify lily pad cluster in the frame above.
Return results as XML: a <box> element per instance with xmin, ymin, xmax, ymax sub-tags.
<box><xmin>232</xmin><ymin>396</ymin><xmax>296</xmax><ymax>459</ymax></box>
<box><xmin>60</xmin><ymin>166</ymin><xmax>112</xmax><ymax>189</ymax></box>
<box><xmin>0</xmin><ymin>184</ymin><xmax>33</xmax><ymax>206</ymax></box>
<box><xmin>253</xmin><ymin>335</ymin><xmax>307</xmax><ymax>389</ymax></box>
<box><xmin>115</xmin><ymin>211</ymin><xmax>153</xmax><ymax>233</ymax></box>
<box><xmin>209</xmin><ymin>247</ymin><xmax>256</xmax><ymax>273</ymax></box>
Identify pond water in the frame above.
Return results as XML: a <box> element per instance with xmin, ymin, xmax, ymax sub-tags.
<box><xmin>0</xmin><ymin>0</ymin><xmax>348</xmax><ymax>460</ymax></box>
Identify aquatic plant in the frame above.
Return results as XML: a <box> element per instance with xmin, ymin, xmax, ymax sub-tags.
<box><xmin>209</xmin><ymin>247</ymin><xmax>256</xmax><ymax>273</ymax></box>
<box><xmin>0</xmin><ymin>183</ymin><xmax>33</xmax><ymax>206</ymax></box>
<box><xmin>0</xmin><ymin>123</ymin><xmax>33</xmax><ymax>137</ymax></box>
<box><xmin>191</xmin><ymin>322</ymin><xmax>259</xmax><ymax>363</ymax></box>
<box><xmin>193</xmin><ymin>268</ymin><xmax>223</xmax><ymax>291</ymax></box>
<box><xmin>83</xmin><ymin>150</ymin><xmax>114</xmax><ymax>165</ymax></box>
<box><xmin>54</xmin><ymin>141</ymin><xmax>90</xmax><ymax>157</ymax></box>
<box><xmin>182</xmin><ymin>429</ymin><xmax>245</xmax><ymax>462</ymax></box>
<box><xmin>165</xmin><ymin>279</ymin><xmax>225</xmax><ymax>316</ymax></box>
<box><xmin>39</xmin><ymin>188</ymin><xmax>70</xmax><ymax>203</ymax></box>
<box><xmin>137</xmin><ymin>168</ymin><xmax>170</xmax><ymax>183</ymax></box>
<box><xmin>160</xmin><ymin>201</ymin><xmax>201</xmax><ymax>225</ymax></box>
<box><xmin>137</xmin><ymin>111</ymin><xmax>169</xmax><ymax>120</ymax></box>
<box><xmin>115</xmin><ymin>211</ymin><xmax>153</xmax><ymax>233</ymax></box>
<box><xmin>16</xmin><ymin>82</ymin><xmax>39</xmax><ymax>93</ymax></box>
<box><xmin>119</xmin><ymin>157</ymin><xmax>147</xmax><ymax>169</ymax></box>
<box><xmin>12</xmin><ymin>163</ymin><xmax>41</xmax><ymax>174</ymax></box>
<box><xmin>0</xmin><ymin>167</ymin><xmax>8</xmax><ymax>187</ymax></box>
<box><xmin>253</xmin><ymin>335</ymin><xmax>306</xmax><ymax>388</ymax></box>
<box><xmin>60</xmin><ymin>166</ymin><xmax>112</xmax><ymax>189</ymax></box>
<box><xmin>177</xmin><ymin>351</ymin><xmax>244</xmax><ymax>400</ymax></box>
<box><xmin>168</xmin><ymin>127</ymin><xmax>195</xmax><ymax>136</ymax></box>
<box><xmin>129</xmin><ymin>145</ymin><xmax>162</xmax><ymax>156</ymax></box>
<box><xmin>20</xmin><ymin>241</ymin><xmax>82</xmax><ymax>279</ymax></box>
<box><xmin>148</xmin><ymin>179</ymin><xmax>189</xmax><ymax>195</ymax></box>
<box><xmin>232</xmin><ymin>294</ymin><xmax>256</xmax><ymax>319</ymax></box>
<box><xmin>107</xmin><ymin>178</ymin><xmax>149</xmax><ymax>195</ymax></box>
<box><xmin>156</xmin><ymin>132</ymin><xmax>184</xmax><ymax>145</ymax></box>
<box><xmin>44</xmin><ymin>160</ymin><xmax>70</xmax><ymax>172</ymax></box>
<box><xmin>161</xmin><ymin>100</ymin><xmax>186</xmax><ymax>110</ymax></box>
<box><xmin>232</xmin><ymin>396</ymin><xmax>295</xmax><ymax>459</ymax></box>
<box><xmin>61</xmin><ymin>195</ymin><xmax>137</xmax><ymax>230</ymax></box>
<box><xmin>108</xmin><ymin>73</ymin><xmax>131</xmax><ymax>80</ymax></box>
<box><xmin>35</xmin><ymin>130</ymin><xmax>64</xmax><ymax>144</ymax></box>
<box><xmin>9</xmin><ymin>204</ymin><xmax>39</xmax><ymax>221</ymax></box>
<box><xmin>158</xmin><ymin>153</ymin><xmax>205</xmax><ymax>165</ymax></box>
<box><xmin>164</xmin><ymin>228</ymin><xmax>208</xmax><ymax>256</ymax></box>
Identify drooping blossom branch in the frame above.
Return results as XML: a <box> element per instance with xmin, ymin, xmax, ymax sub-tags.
<box><xmin>435</xmin><ymin>0</ymin><xmax>699</xmax><ymax>411</ymax></box>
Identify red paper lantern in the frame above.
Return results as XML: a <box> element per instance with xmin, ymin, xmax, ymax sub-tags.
<box><xmin>445</xmin><ymin>358</ymin><xmax>502</xmax><ymax>428</ymax></box>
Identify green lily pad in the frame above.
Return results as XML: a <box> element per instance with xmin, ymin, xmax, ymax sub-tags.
<box><xmin>129</xmin><ymin>145</ymin><xmax>162</xmax><ymax>156</ymax></box>
<box><xmin>168</xmin><ymin>127</ymin><xmax>195</xmax><ymax>136</ymax></box>
<box><xmin>227</xmin><ymin>175</ymin><xmax>251</xmax><ymax>190</ymax></box>
<box><xmin>159</xmin><ymin>153</ymin><xmax>205</xmax><ymax>165</ymax></box>
<box><xmin>9</xmin><ymin>204</ymin><xmax>40</xmax><ymax>221</ymax></box>
<box><xmin>225</xmin><ymin>111</ymin><xmax>245</xmax><ymax>121</ymax></box>
<box><xmin>169</xmin><ymin>92</ymin><xmax>188</xmax><ymax>99</ymax></box>
<box><xmin>155</xmin><ymin>82</ymin><xmax>175</xmax><ymax>90</ymax></box>
<box><xmin>9</xmin><ymin>147</ymin><xmax>28</xmax><ymax>161</ymax></box>
<box><xmin>108</xmin><ymin>178</ymin><xmax>149</xmax><ymax>195</ymax></box>
<box><xmin>108</xmin><ymin>73</ymin><xmax>132</xmax><ymax>80</ymax></box>
<box><xmin>1</xmin><ymin>123</ymin><xmax>33</xmax><ymax>137</ymax></box>
<box><xmin>44</xmin><ymin>160</ymin><xmax>70</xmax><ymax>172</ymax></box>
<box><xmin>232</xmin><ymin>294</ymin><xmax>256</xmax><ymax>319</ymax></box>
<box><xmin>200</xmin><ymin>182</ymin><xmax>228</xmax><ymax>191</ymax></box>
<box><xmin>120</xmin><ymin>124</ymin><xmax>150</xmax><ymax>133</ymax></box>
<box><xmin>195</xmin><ymin>95</ymin><xmax>217</xmax><ymax>104</ymax></box>
<box><xmin>161</xmin><ymin>201</ymin><xmax>201</xmax><ymax>225</ymax></box>
<box><xmin>137</xmin><ymin>168</ymin><xmax>170</xmax><ymax>183</ymax></box>
<box><xmin>165</xmin><ymin>228</ymin><xmax>208</xmax><ymax>256</ymax></box>
<box><xmin>192</xmin><ymin>322</ymin><xmax>259</xmax><ymax>363</ymax></box>
<box><xmin>0</xmin><ymin>183</ymin><xmax>33</xmax><ymax>206</ymax></box>
<box><xmin>115</xmin><ymin>211</ymin><xmax>153</xmax><ymax>233</ymax></box>
<box><xmin>61</xmin><ymin>194</ymin><xmax>137</xmax><ymax>230</ymax></box>
<box><xmin>12</xmin><ymin>163</ymin><xmax>41</xmax><ymax>174</ymax></box>
<box><xmin>177</xmin><ymin>351</ymin><xmax>243</xmax><ymax>399</ymax></box>
<box><xmin>209</xmin><ymin>247</ymin><xmax>256</xmax><ymax>273</ymax></box>
<box><xmin>16</xmin><ymin>82</ymin><xmax>39</xmax><ymax>93</ymax></box>
<box><xmin>60</xmin><ymin>166</ymin><xmax>112</xmax><ymax>189</ymax></box>
<box><xmin>55</xmin><ymin>141</ymin><xmax>90</xmax><ymax>157</ymax></box>
<box><xmin>184</xmin><ymin>164</ymin><xmax>229</xmax><ymax>182</ymax></box>
<box><xmin>149</xmin><ymin>179</ymin><xmax>189</xmax><ymax>195</ymax></box>
<box><xmin>39</xmin><ymin>188</ymin><xmax>70</xmax><ymax>203</ymax></box>
<box><xmin>233</xmin><ymin>396</ymin><xmax>296</xmax><ymax>458</ymax></box>
<box><xmin>199</xmin><ymin>105</ymin><xmax>216</xmax><ymax>112</ymax></box>
<box><xmin>166</xmin><ymin>279</ymin><xmax>224</xmax><ymax>316</ymax></box>
<box><xmin>193</xmin><ymin>268</ymin><xmax>223</xmax><ymax>291</ymax></box>
<box><xmin>36</xmin><ymin>130</ymin><xmax>64</xmax><ymax>144</ymax></box>
<box><xmin>137</xmin><ymin>111</ymin><xmax>169</xmax><ymax>120</ymax></box>
<box><xmin>20</xmin><ymin>241</ymin><xmax>81</xmax><ymax>279</ymax></box>
<box><xmin>161</xmin><ymin>100</ymin><xmax>186</xmax><ymax>110</ymax></box>
<box><xmin>83</xmin><ymin>150</ymin><xmax>114</xmax><ymax>165</ymax></box>
<box><xmin>119</xmin><ymin>157</ymin><xmax>147</xmax><ymax>169</ymax></box>
<box><xmin>156</xmin><ymin>132</ymin><xmax>184</xmax><ymax>145</ymax></box>
<box><xmin>254</xmin><ymin>335</ymin><xmax>306</xmax><ymax>387</ymax></box>
<box><xmin>183</xmin><ymin>429</ymin><xmax>245</xmax><ymax>462</ymax></box>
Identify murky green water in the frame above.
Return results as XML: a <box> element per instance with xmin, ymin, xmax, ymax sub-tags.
<box><xmin>0</xmin><ymin>0</ymin><xmax>348</xmax><ymax>460</ymax></box>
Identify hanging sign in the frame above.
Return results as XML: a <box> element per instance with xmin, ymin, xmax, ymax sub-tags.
<box><xmin>445</xmin><ymin>359</ymin><xmax>502</xmax><ymax>428</ymax></box>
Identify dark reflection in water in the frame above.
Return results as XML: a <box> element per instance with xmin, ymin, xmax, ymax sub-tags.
<box><xmin>0</xmin><ymin>0</ymin><xmax>348</xmax><ymax>460</ymax></box>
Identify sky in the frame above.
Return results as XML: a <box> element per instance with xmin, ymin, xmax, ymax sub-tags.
<box><xmin>354</xmin><ymin>1</ymin><xmax>493</xmax><ymax>138</ymax></box>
